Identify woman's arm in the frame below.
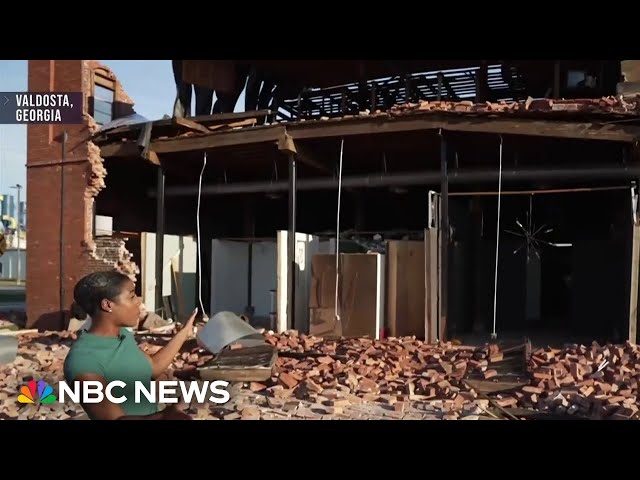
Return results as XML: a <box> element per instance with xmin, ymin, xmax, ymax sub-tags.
<box><xmin>74</xmin><ymin>373</ymin><xmax>191</xmax><ymax>420</ymax></box>
<box><xmin>144</xmin><ymin>309</ymin><xmax>197</xmax><ymax>379</ymax></box>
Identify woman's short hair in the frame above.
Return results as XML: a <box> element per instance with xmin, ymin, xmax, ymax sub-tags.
<box><xmin>72</xmin><ymin>271</ymin><xmax>130</xmax><ymax>318</ymax></box>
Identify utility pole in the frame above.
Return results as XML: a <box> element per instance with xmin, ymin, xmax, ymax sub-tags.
<box><xmin>11</xmin><ymin>184</ymin><xmax>22</xmax><ymax>285</ymax></box>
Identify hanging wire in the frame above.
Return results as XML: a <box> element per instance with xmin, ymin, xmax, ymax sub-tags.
<box><xmin>196</xmin><ymin>152</ymin><xmax>207</xmax><ymax>319</ymax></box>
<box><xmin>491</xmin><ymin>135</ymin><xmax>504</xmax><ymax>340</ymax></box>
<box><xmin>334</xmin><ymin>138</ymin><xmax>345</xmax><ymax>324</ymax></box>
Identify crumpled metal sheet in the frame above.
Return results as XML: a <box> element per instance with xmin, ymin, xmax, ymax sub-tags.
<box><xmin>0</xmin><ymin>336</ymin><xmax>18</xmax><ymax>364</ymax></box>
<box><xmin>196</xmin><ymin>311</ymin><xmax>266</xmax><ymax>354</ymax></box>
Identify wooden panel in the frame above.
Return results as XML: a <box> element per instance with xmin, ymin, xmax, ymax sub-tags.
<box><xmin>341</xmin><ymin>254</ymin><xmax>382</xmax><ymax>338</ymax></box>
<box><xmin>622</xmin><ymin>60</ymin><xmax>640</xmax><ymax>82</ymax></box>
<box><xmin>309</xmin><ymin>254</ymin><xmax>339</xmax><ymax>337</ymax></box>
<box><xmin>309</xmin><ymin>253</ymin><xmax>383</xmax><ymax>338</ymax></box>
<box><xmin>386</xmin><ymin>240</ymin><xmax>425</xmax><ymax>338</ymax></box>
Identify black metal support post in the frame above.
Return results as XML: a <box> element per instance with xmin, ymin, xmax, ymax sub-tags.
<box><xmin>288</xmin><ymin>154</ymin><xmax>297</xmax><ymax>330</ymax></box>
<box><xmin>440</xmin><ymin>133</ymin><xmax>449</xmax><ymax>341</ymax></box>
<box><xmin>244</xmin><ymin>197</ymin><xmax>255</xmax><ymax>319</ymax></box>
<box><xmin>155</xmin><ymin>166</ymin><xmax>165</xmax><ymax>315</ymax></box>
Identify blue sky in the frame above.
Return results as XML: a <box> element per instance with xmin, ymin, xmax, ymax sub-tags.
<box><xmin>0</xmin><ymin>60</ymin><xmax>246</xmax><ymax>204</ymax></box>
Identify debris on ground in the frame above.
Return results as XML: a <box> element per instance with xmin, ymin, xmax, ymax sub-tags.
<box><xmin>515</xmin><ymin>342</ymin><xmax>640</xmax><ymax>420</ymax></box>
<box><xmin>0</xmin><ymin>328</ymin><xmax>639</xmax><ymax>420</ymax></box>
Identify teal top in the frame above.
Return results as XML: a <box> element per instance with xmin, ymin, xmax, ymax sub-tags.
<box><xmin>63</xmin><ymin>327</ymin><xmax>158</xmax><ymax>418</ymax></box>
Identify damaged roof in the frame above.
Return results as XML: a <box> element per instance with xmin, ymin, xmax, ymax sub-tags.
<box><xmin>93</xmin><ymin>95</ymin><xmax>640</xmax><ymax>164</ymax></box>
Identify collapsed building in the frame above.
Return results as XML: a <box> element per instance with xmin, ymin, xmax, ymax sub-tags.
<box><xmin>25</xmin><ymin>59</ymin><xmax>640</xmax><ymax>349</ymax></box>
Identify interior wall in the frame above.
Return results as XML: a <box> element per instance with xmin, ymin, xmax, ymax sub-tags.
<box><xmin>250</xmin><ymin>241</ymin><xmax>278</xmax><ymax>318</ymax></box>
<box><xmin>276</xmin><ymin>231</ymin><xmax>324</xmax><ymax>333</ymax></box>
<box><xmin>210</xmin><ymin>240</ymin><xmax>248</xmax><ymax>315</ymax></box>
<box><xmin>141</xmin><ymin>232</ymin><xmax>197</xmax><ymax>319</ymax></box>
<box><xmin>210</xmin><ymin>239</ymin><xmax>277</xmax><ymax>318</ymax></box>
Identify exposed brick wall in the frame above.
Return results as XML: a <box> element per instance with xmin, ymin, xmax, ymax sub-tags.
<box><xmin>26</xmin><ymin>60</ymin><xmax>138</xmax><ymax>330</ymax></box>
<box><xmin>87</xmin><ymin>237</ymin><xmax>140</xmax><ymax>281</ymax></box>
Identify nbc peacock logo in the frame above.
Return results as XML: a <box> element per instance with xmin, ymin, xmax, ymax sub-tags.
<box><xmin>18</xmin><ymin>380</ymin><xmax>57</xmax><ymax>405</ymax></box>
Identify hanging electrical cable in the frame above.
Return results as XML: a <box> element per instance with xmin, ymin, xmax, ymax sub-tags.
<box><xmin>491</xmin><ymin>135</ymin><xmax>504</xmax><ymax>340</ymax></box>
<box><xmin>196</xmin><ymin>151</ymin><xmax>207</xmax><ymax>319</ymax></box>
<box><xmin>334</xmin><ymin>138</ymin><xmax>345</xmax><ymax>325</ymax></box>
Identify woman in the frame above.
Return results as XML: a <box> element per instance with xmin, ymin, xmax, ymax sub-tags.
<box><xmin>63</xmin><ymin>270</ymin><xmax>196</xmax><ymax>420</ymax></box>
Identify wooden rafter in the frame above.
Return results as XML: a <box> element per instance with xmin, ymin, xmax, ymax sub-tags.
<box><xmin>97</xmin><ymin>111</ymin><xmax>640</xmax><ymax>163</ymax></box>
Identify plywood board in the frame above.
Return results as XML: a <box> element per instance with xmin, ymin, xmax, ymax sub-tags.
<box><xmin>387</xmin><ymin>240</ymin><xmax>425</xmax><ymax>338</ymax></box>
<box><xmin>309</xmin><ymin>253</ymin><xmax>384</xmax><ymax>339</ymax></box>
<box><xmin>622</xmin><ymin>60</ymin><xmax>640</xmax><ymax>82</ymax></box>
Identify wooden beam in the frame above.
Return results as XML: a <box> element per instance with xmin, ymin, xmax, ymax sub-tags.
<box><xmin>289</xmin><ymin>117</ymin><xmax>434</xmax><ymax>140</ymax></box>
<box><xmin>97</xmin><ymin>112</ymin><xmax>640</xmax><ymax>160</ymax></box>
<box><xmin>287</xmin><ymin>113</ymin><xmax>640</xmax><ymax>143</ymax></box>
<box><xmin>277</xmin><ymin>133</ymin><xmax>296</xmax><ymax>155</ymax></box>
<box><xmin>209</xmin><ymin>118</ymin><xmax>257</xmax><ymax>131</ymax></box>
<box><xmin>191</xmin><ymin>110</ymin><xmax>271</xmax><ymax>125</ymax></box>
<box><xmin>446</xmin><ymin>117</ymin><xmax>639</xmax><ymax>142</ymax></box>
<box><xmin>173</xmin><ymin>117</ymin><xmax>210</xmax><ymax>134</ymax></box>
<box><xmin>151</xmin><ymin>125</ymin><xmax>287</xmax><ymax>154</ymax></box>
<box><xmin>145</xmin><ymin>149</ymin><xmax>161</xmax><ymax>166</ymax></box>
<box><xmin>93</xmin><ymin>110</ymin><xmax>272</xmax><ymax>141</ymax></box>
<box><xmin>97</xmin><ymin>141</ymin><xmax>159</xmax><ymax>166</ymax></box>
<box><xmin>98</xmin><ymin>142</ymin><xmax>143</xmax><ymax>158</ymax></box>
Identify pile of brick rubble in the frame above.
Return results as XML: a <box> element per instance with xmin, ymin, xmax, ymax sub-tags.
<box><xmin>0</xmin><ymin>327</ymin><xmax>638</xmax><ymax>420</ymax></box>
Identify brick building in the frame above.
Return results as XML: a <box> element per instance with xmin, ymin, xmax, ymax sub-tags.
<box><xmin>26</xmin><ymin>60</ymin><xmax>139</xmax><ymax>329</ymax></box>
<box><xmin>25</xmin><ymin>59</ymin><xmax>640</xmax><ymax>347</ymax></box>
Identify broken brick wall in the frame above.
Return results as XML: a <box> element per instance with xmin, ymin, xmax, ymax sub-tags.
<box><xmin>87</xmin><ymin>236</ymin><xmax>140</xmax><ymax>282</ymax></box>
<box><xmin>26</xmin><ymin>60</ymin><xmax>138</xmax><ymax>330</ymax></box>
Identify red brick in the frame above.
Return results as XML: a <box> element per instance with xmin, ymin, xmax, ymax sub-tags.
<box><xmin>27</xmin><ymin>60</ymin><xmax>137</xmax><ymax>330</ymax></box>
<box><xmin>579</xmin><ymin>385</ymin><xmax>595</xmax><ymax>397</ymax></box>
<box><xmin>278</xmin><ymin>372</ymin><xmax>299</xmax><ymax>389</ymax></box>
<box><xmin>495</xmin><ymin>397</ymin><xmax>518</xmax><ymax>408</ymax></box>
<box><xmin>249</xmin><ymin>382</ymin><xmax>267</xmax><ymax>392</ymax></box>
<box><xmin>489</xmin><ymin>352</ymin><xmax>503</xmax><ymax>362</ymax></box>
<box><xmin>523</xmin><ymin>386</ymin><xmax>543</xmax><ymax>394</ymax></box>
